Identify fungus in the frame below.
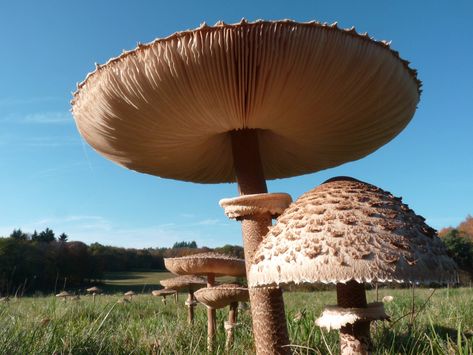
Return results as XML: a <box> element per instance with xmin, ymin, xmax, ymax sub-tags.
<box><xmin>249</xmin><ymin>177</ymin><xmax>457</xmax><ymax>355</ymax></box>
<box><xmin>55</xmin><ymin>291</ymin><xmax>71</xmax><ymax>302</ymax></box>
<box><xmin>160</xmin><ymin>275</ymin><xmax>207</xmax><ymax>324</ymax></box>
<box><xmin>194</xmin><ymin>284</ymin><xmax>249</xmax><ymax>350</ymax></box>
<box><xmin>152</xmin><ymin>289</ymin><xmax>177</xmax><ymax>305</ymax></box>
<box><xmin>165</xmin><ymin>252</ymin><xmax>245</xmax><ymax>351</ymax></box>
<box><xmin>86</xmin><ymin>286</ymin><xmax>102</xmax><ymax>303</ymax></box>
<box><xmin>124</xmin><ymin>290</ymin><xmax>136</xmax><ymax>300</ymax></box>
<box><xmin>72</xmin><ymin>20</ymin><xmax>421</xmax><ymax>354</ymax></box>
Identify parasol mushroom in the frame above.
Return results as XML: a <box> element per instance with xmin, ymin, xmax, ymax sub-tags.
<box><xmin>165</xmin><ymin>252</ymin><xmax>245</xmax><ymax>350</ymax></box>
<box><xmin>72</xmin><ymin>20</ymin><xmax>421</xmax><ymax>354</ymax></box>
<box><xmin>152</xmin><ymin>289</ymin><xmax>176</xmax><ymax>305</ymax></box>
<box><xmin>56</xmin><ymin>291</ymin><xmax>71</xmax><ymax>302</ymax></box>
<box><xmin>86</xmin><ymin>286</ymin><xmax>102</xmax><ymax>303</ymax></box>
<box><xmin>195</xmin><ymin>284</ymin><xmax>249</xmax><ymax>351</ymax></box>
<box><xmin>124</xmin><ymin>290</ymin><xmax>136</xmax><ymax>300</ymax></box>
<box><xmin>160</xmin><ymin>275</ymin><xmax>207</xmax><ymax>324</ymax></box>
<box><xmin>249</xmin><ymin>177</ymin><xmax>457</xmax><ymax>354</ymax></box>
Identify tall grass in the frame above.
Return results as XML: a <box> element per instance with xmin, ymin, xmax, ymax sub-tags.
<box><xmin>0</xmin><ymin>288</ymin><xmax>471</xmax><ymax>354</ymax></box>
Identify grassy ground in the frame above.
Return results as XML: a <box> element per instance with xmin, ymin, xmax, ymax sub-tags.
<box><xmin>0</xmin><ymin>273</ymin><xmax>471</xmax><ymax>354</ymax></box>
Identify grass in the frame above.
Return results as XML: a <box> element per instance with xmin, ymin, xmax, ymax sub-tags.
<box><xmin>0</xmin><ymin>273</ymin><xmax>471</xmax><ymax>354</ymax></box>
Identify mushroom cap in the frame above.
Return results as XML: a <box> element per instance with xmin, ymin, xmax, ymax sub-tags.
<box><xmin>160</xmin><ymin>275</ymin><xmax>207</xmax><ymax>291</ymax></box>
<box><xmin>194</xmin><ymin>283</ymin><xmax>249</xmax><ymax>309</ymax></box>
<box><xmin>72</xmin><ymin>19</ymin><xmax>420</xmax><ymax>184</ymax></box>
<box><xmin>86</xmin><ymin>286</ymin><xmax>102</xmax><ymax>293</ymax></box>
<box><xmin>152</xmin><ymin>289</ymin><xmax>176</xmax><ymax>297</ymax></box>
<box><xmin>249</xmin><ymin>177</ymin><xmax>457</xmax><ymax>287</ymax></box>
<box><xmin>164</xmin><ymin>252</ymin><xmax>246</xmax><ymax>277</ymax></box>
<box><xmin>124</xmin><ymin>290</ymin><xmax>136</xmax><ymax>296</ymax></box>
<box><xmin>56</xmin><ymin>291</ymin><xmax>71</xmax><ymax>297</ymax></box>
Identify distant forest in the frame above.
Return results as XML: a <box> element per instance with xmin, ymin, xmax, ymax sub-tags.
<box><xmin>1</xmin><ymin>215</ymin><xmax>472</xmax><ymax>295</ymax></box>
<box><xmin>0</xmin><ymin>229</ymin><xmax>243</xmax><ymax>295</ymax></box>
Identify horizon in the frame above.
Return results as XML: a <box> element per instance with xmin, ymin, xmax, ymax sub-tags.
<box><xmin>1</xmin><ymin>1</ymin><xmax>472</xmax><ymax>249</ymax></box>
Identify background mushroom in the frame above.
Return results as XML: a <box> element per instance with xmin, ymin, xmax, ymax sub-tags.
<box><xmin>160</xmin><ymin>275</ymin><xmax>207</xmax><ymax>324</ymax></box>
<box><xmin>249</xmin><ymin>177</ymin><xmax>457</xmax><ymax>354</ymax></box>
<box><xmin>124</xmin><ymin>290</ymin><xmax>136</xmax><ymax>300</ymax></box>
<box><xmin>55</xmin><ymin>291</ymin><xmax>71</xmax><ymax>302</ymax></box>
<box><xmin>152</xmin><ymin>289</ymin><xmax>176</xmax><ymax>305</ymax></box>
<box><xmin>195</xmin><ymin>283</ymin><xmax>249</xmax><ymax>351</ymax></box>
<box><xmin>165</xmin><ymin>252</ymin><xmax>245</xmax><ymax>350</ymax></box>
<box><xmin>72</xmin><ymin>20</ymin><xmax>421</xmax><ymax>354</ymax></box>
<box><xmin>86</xmin><ymin>286</ymin><xmax>102</xmax><ymax>303</ymax></box>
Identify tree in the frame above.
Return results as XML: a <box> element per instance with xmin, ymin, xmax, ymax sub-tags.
<box><xmin>9</xmin><ymin>229</ymin><xmax>28</xmax><ymax>240</ymax></box>
<box><xmin>58</xmin><ymin>233</ymin><xmax>68</xmax><ymax>242</ymax></box>
<box><xmin>442</xmin><ymin>229</ymin><xmax>473</xmax><ymax>275</ymax></box>
<box><xmin>172</xmin><ymin>241</ymin><xmax>198</xmax><ymax>249</ymax></box>
<box><xmin>34</xmin><ymin>228</ymin><xmax>55</xmax><ymax>243</ymax></box>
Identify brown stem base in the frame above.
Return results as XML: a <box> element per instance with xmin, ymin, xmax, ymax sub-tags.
<box><xmin>337</xmin><ymin>281</ymin><xmax>372</xmax><ymax>355</ymax></box>
<box><xmin>225</xmin><ymin>302</ymin><xmax>238</xmax><ymax>351</ymax></box>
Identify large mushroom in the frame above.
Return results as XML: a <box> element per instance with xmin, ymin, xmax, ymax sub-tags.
<box><xmin>152</xmin><ymin>289</ymin><xmax>176</xmax><ymax>305</ymax></box>
<box><xmin>195</xmin><ymin>284</ymin><xmax>249</xmax><ymax>351</ymax></box>
<box><xmin>160</xmin><ymin>275</ymin><xmax>207</xmax><ymax>324</ymax></box>
<box><xmin>165</xmin><ymin>252</ymin><xmax>245</xmax><ymax>350</ymax></box>
<box><xmin>72</xmin><ymin>20</ymin><xmax>420</xmax><ymax>354</ymax></box>
<box><xmin>249</xmin><ymin>177</ymin><xmax>457</xmax><ymax>354</ymax></box>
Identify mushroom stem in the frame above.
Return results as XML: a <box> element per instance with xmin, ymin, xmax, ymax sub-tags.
<box><xmin>93</xmin><ymin>293</ymin><xmax>96</xmax><ymax>304</ymax></box>
<box><xmin>336</xmin><ymin>280</ymin><xmax>372</xmax><ymax>355</ymax></box>
<box><xmin>225</xmin><ymin>301</ymin><xmax>238</xmax><ymax>350</ymax></box>
<box><xmin>187</xmin><ymin>290</ymin><xmax>195</xmax><ymax>325</ymax></box>
<box><xmin>207</xmin><ymin>273</ymin><xmax>217</xmax><ymax>352</ymax></box>
<box><xmin>231</xmin><ymin>129</ymin><xmax>290</xmax><ymax>355</ymax></box>
<box><xmin>175</xmin><ymin>291</ymin><xmax>178</xmax><ymax>303</ymax></box>
<box><xmin>162</xmin><ymin>296</ymin><xmax>167</xmax><ymax>305</ymax></box>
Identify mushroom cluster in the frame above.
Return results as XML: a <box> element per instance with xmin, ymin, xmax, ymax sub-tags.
<box><xmin>249</xmin><ymin>177</ymin><xmax>457</xmax><ymax>354</ymax></box>
<box><xmin>165</xmin><ymin>252</ymin><xmax>245</xmax><ymax>350</ymax></box>
<box><xmin>72</xmin><ymin>19</ymin><xmax>422</xmax><ymax>354</ymax></box>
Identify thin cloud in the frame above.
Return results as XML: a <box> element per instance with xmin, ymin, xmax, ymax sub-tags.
<box><xmin>0</xmin><ymin>96</ymin><xmax>59</xmax><ymax>107</ymax></box>
<box><xmin>2</xmin><ymin>111</ymin><xmax>73</xmax><ymax>124</ymax></box>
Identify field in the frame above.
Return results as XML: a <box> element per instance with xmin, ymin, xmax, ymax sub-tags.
<box><xmin>0</xmin><ymin>272</ymin><xmax>471</xmax><ymax>354</ymax></box>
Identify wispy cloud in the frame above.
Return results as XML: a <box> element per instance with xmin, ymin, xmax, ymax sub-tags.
<box><xmin>2</xmin><ymin>111</ymin><xmax>72</xmax><ymax>124</ymax></box>
<box><xmin>197</xmin><ymin>218</ymin><xmax>220</xmax><ymax>225</ymax></box>
<box><xmin>0</xmin><ymin>96</ymin><xmax>60</xmax><ymax>107</ymax></box>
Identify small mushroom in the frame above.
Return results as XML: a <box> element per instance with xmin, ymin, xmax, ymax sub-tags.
<box><xmin>165</xmin><ymin>252</ymin><xmax>245</xmax><ymax>350</ymax></box>
<box><xmin>160</xmin><ymin>275</ymin><xmax>207</xmax><ymax>324</ymax></box>
<box><xmin>194</xmin><ymin>284</ymin><xmax>249</xmax><ymax>350</ymax></box>
<box><xmin>152</xmin><ymin>289</ymin><xmax>176</xmax><ymax>305</ymax></box>
<box><xmin>55</xmin><ymin>291</ymin><xmax>71</xmax><ymax>302</ymax></box>
<box><xmin>86</xmin><ymin>286</ymin><xmax>102</xmax><ymax>303</ymax></box>
<box><xmin>124</xmin><ymin>290</ymin><xmax>136</xmax><ymax>300</ymax></box>
<box><xmin>249</xmin><ymin>177</ymin><xmax>457</xmax><ymax>355</ymax></box>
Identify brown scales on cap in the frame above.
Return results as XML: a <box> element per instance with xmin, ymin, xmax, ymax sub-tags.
<box><xmin>249</xmin><ymin>177</ymin><xmax>457</xmax><ymax>287</ymax></box>
<box><xmin>164</xmin><ymin>252</ymin><xmax>246</xmax><ymax>277</ymax></box>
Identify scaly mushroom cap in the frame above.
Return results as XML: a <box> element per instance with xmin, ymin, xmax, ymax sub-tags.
<box><xmin>194</xmin><ymin>283</ymin><xmax>249</xmax><ymax>309</ymax></box>
<box><xmin>56</xmin><ymin>291</ymin><xmax>71</xmax><ymax>298</ymax></box>
<box><xmin>72</xmin><ymin>19</ymin><xmax>420</xmax><ymax>184</ymax></box>
<box><xmin>249</xmin><ymin>177</ymin><xmax>457</xmax><ymax>286</ymax></box>
<box><xmin>86</xmin><ymin>286</ymin><xmax>102</xmax><ymax>293</ymax></box>
<box><xmin>124</xmin><ymin>290</ymin><xmax>136</xmax><ymax>296</ymax></box>
<box><xmin>160</xmin><ymin>275</ymin><xmax>207</xmax><ymax>291</ymax></box>
<box><xmin>165</xmin><ymin>252</ymin><xmax>246</xmax><ymax>277</ymax></box>
<box><xmin>152</xmin><ymin>289</ymin><xmax>176</xmax><ymax>297</ymax></box>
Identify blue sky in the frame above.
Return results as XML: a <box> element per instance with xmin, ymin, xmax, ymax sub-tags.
<box><xmin>0</xmin><ymin>1</ymin><xmax>472</xmax><ymax>248</ymax></box>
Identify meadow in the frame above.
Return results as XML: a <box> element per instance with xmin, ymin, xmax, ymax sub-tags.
<box><xmin>0</xmin><ymin>272</ymin><xmax>471</xmax><ymax>354</ymax></box>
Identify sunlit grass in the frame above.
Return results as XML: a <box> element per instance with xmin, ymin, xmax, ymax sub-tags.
<box><xmin>0</xmin><ymin>287</ymin><xmax>471</xmax><ymax>354</ymax></box>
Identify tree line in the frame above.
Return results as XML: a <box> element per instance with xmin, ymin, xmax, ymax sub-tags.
<box><xmin>0</xmin><ymin>228</ymin><xmax>243</xmax><ymax>295</ymax></box>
